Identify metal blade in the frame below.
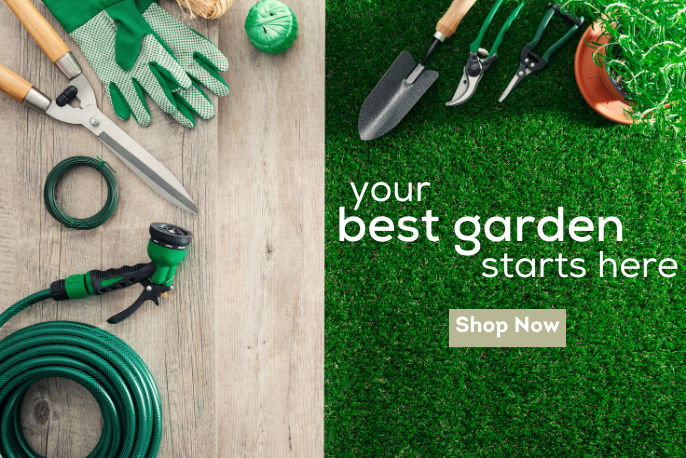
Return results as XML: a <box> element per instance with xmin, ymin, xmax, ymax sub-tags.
<box><xmin>70</xmin><ymin>74</ymin><xmax>97</xmax><ymax>108</ymax></box>
<box><xmin>446</xmin><ymin>69</ymin><xmax>482</xmax><ymax>106</ymax></box>
<box><xmin>498</xmin><ymin>65</ymin><xmax>530</xmax><ymax>103</ymax></box>
<box><xmin>93</xmin><ymin>116</ymin><xmax>198</xmax><ymax>213</ymax></box>
<box><xmin>446</xmin><ymin>68</ymin><xmax>471</xmax><ymax>106</ymax></box>
<box><xmin>45</xmin><ymin>106</ymin><xmax>198</xmax><ymax>213</ymax></box>
<box><xmin>447</xmin><ymin>53</ymin><xmax>488</xmax><ymax>107</ymax></box>
<box><xmin>42</xmin><ymin>74</ymin><xmax>197</xmax><ymax>213</ymax></box>
<box><xmin>358</xmin><ymin>51</ymin><xmax>438</xmax><ymax>141</ymax></box>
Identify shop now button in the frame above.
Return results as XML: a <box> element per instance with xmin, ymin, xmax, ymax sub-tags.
<box><xmin>449</xmin><ymin>309</ymin><xmax>566</xmax><ymax>347</ymax></box>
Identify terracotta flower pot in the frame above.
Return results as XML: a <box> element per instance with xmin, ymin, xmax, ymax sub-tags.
<box><xmin>574</xmin><ymin>20</ymin><xmax>634</xmax><ymax>124</ymax></box>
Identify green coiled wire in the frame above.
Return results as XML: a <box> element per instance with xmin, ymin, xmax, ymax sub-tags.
<box><xmin>0</xmin><ymin>291</ymin><xmax>162</xmax><ymax>457</ymax></box>
<box><xmin>44</xmin><ymin>156</ymin><xmax>118</xmax><ymax>230</ymax></box>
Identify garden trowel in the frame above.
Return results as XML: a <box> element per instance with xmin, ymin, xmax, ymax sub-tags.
<box><xmin>358</xmin><ymin>0</ymin><xmax>477</xmax><ymax>141</ymax></box>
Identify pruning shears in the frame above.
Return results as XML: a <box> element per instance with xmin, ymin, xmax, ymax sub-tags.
<box><xmin>499</xmin><ymin>3</ymin><xmax>584</xmax><ymax>103</ymax></box>
<box><xmin>446</xmin><ymin>0</ymin><xmax>524</xmax><ymax>106</ymax></box>
<box><xmin>49</xmin><ymin>223</ymin><xmax>193</xmax><ymax>324</ymax></box>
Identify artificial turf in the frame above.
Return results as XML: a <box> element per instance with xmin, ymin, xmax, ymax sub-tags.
<box><xmin>325</xmin><ymin>0</ymin><xmax>685</xmax><ymax>455</ymax></box>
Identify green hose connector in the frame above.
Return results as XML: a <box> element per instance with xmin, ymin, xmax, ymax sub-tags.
<box><xmin>64</xmin><ymin>272</ymin><xmax>94</xmax><ymax>299</ymax></box>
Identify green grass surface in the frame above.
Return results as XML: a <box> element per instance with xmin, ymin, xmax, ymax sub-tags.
<box><xmin>325</xmin><ymin>0</ymin><xmax>685</xmax><ymax>455</ymax></box>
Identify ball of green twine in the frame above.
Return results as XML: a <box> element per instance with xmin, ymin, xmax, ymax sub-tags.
<box><xmin>245</xmin><ymin>0</ymin><xmax>298</xmax><ymax>54</ymax></box>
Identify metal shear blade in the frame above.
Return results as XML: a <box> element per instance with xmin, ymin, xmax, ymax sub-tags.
<box><xmin>446</xmin><ymin>1</ymin><xmax>524</xmax><ymax>107</ymax></box>
<box><xmin>498</xmin><ymin>64</ymin><xmax>533</xmax><ymax>103</ymax></box>
<box><xmin>446</xmin><ymin>66</ymin><xmax>484</xmax><ymax>107</ymax></box>
<box><xmin>498</xmin><ymin>3</ymin><xmax>584</xmax><ymax>103</ymax></box>
<box><xmin>42</xmin><ymin>76</ymin><xmax>198</xmax><ymax>214</ymax></box>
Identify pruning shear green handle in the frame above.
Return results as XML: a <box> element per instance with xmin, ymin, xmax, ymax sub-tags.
<box><xmin>470</xmin><ymin>0</ymin><xmax>524</xmax><ymax>58</ymax></box>
<box><xmin>499</xmin><ymin>3</ymin><xmax>584</xmax><ymax>103</ymax></box>
<box><xmin>527</xmin><ymin>3</ymin><xmax>585</xmax><ymax>62</ymax></box>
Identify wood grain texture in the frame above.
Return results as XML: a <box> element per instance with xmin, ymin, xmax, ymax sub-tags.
<box><xmin>0</xmin><ymin>0</ymin><xmax>323</xmax><ymax>456</ymax></box>
<box><xmin>436</xmin><ymin>0</ymin><xmax>478</xmax><ymax>38</ymax></box>
<box><xmin>215</xmin><ymin>0</ymin><xmax>325</xmax><ymax>455</ymax></box>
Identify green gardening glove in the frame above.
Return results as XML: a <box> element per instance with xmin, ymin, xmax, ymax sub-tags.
<box><xmin>42</xmin><ymin>0</ymin><xmax>225</xmax><ymax>127</ymax></box>
<box><xmin>138</xmin><ymin>0</ymin><xmax>230</xmax><ymax>105</ymax></box>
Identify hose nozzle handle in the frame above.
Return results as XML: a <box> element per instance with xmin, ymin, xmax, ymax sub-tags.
<box><xmin>49</xmin><ymin>222</ymin><xmax>193</xmax><ymax>323</ymax></box>
<box><xmin>107</xmin><ymin>280</ymin><xmax>171</xmax><ymax>324</ymax></box>
<box><xmin>49</xmin><ymin>263</ymin><xmax>155</xmax><ymax>301</ymax></box>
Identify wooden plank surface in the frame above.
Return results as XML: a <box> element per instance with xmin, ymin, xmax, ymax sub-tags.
<box><xmin>216</xmin><ymin>0</ymin><xmax>325</xmax><ymax>455</ymax></box>
<box><xmin>0</xmin><ymin>0</ymin><xmax>324</xmax><ymax>456</ymax></box>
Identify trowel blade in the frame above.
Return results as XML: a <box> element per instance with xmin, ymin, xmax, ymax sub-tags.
<box><xmin>358</xmin><ymin>51</ymin><xmax>439</xmax><ymax>141</ymax></box>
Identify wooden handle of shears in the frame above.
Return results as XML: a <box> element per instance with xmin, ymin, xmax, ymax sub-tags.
<box><xmin>436</xmin><ymin>0</ymin><xmax>478</xmax><ymax>38</ymax></box>
<box><xmin>4</xmin><ymin>0</ymin><xmax>70</xmax><ymax>63</ymax></box>
<box><xmin>0</xmin><ymin>64</ymin><xmax>33</xmax><ymax>102</ymax></box>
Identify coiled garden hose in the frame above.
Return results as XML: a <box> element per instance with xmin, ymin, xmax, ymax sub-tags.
<box><xmin>0</xmin><ymin>292</ymin><xmax>162</xmax><ymax>458</ymax></box>
<box><xmin>0</xmin><ymin>223</ymin><xmax>192</xmax><ymax>457</ymax></box>
<box><xmin>44</xmin><ymin>156</ymin><xmax>119</xmax><ymax>230</ymax></box>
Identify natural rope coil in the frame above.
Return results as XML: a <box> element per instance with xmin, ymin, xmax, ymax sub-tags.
<box><xmin>44</xmin><ymin>156</ymin><xmax>118</xmax><ymax>230</ymax></box>
<box><xmin>174</xmin><ymin>0</ymin><xmax>233</xmax><ymax>19</ymax></box>
<box><xmin>0</xmin><ymin>291</ymin><xmax>163</xmax><ymax>458</ymax></box>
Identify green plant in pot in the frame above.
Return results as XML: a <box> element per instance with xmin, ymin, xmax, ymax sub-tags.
<box><xmin>566</xmin><ymin>0</ymin><xmax>685</xmax><ymax>133</ymax></box>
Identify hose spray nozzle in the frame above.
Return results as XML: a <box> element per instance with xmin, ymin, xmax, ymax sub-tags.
<box><xmin>50</xmin><ymin>223</ymin><xmax>193</xmax><ymax>324</ymax></box>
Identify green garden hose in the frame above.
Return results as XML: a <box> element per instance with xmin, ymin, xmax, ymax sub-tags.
<box><xmin>44</xmin><ymin>156</ymin><xmax>118</xmax><ymax>230</ymax></box>
<box><xmin>0</xmin><ymin>223</ymin><xmax>193</xmax><ymax>457</ymax></box>
<box><xmin>0</xmin><ymin>292</ymin><xmax>162</xmax><ymax>458</ymax></box>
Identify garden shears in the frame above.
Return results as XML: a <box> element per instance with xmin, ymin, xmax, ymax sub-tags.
<box><xmin>446</xmin><ymin>0</ymin><xmax>524</xmax><ymax>106</ymax></box>
<box><xmin>499</xmin><ymin>3</ymin><xmax>584</xmax><ymax>103</ymax></box>
<box><xmin>0</xmin><ymin>0</ymin><xmax>198</xmax><ymax>213</ymax></box>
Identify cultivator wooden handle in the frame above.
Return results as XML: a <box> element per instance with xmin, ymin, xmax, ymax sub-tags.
<box><xmin>437</xmin><ymin>0</ymin><xmax>478</xmax><ymax>38</ymax></box>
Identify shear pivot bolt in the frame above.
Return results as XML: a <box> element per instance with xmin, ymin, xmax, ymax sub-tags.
<box><xmin>89</xmin><ymin>117</ymin><xmax>100</xmax><ymax>127</ymax></box>
<box><xmin>146</xmin><ymin>285</ymin><xmax>152</xmax><ymax>292</ymax></box>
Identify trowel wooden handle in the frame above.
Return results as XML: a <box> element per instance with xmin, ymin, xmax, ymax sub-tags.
<box><xmin>436</xmin><ymin>0</ymin><xmax>478</xmax><ymax>38</ymax></box>
<box><xmin>0</xmin><ymin>64</ymin><xmax>32</xmax><ymax>102</ymax></box>
<box><xmin>5</xmin><ymin>0</ymin><xmax>70</xmax><ymax>63</ymax></box>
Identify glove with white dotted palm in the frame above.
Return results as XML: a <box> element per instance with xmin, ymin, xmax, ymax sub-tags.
<box><xmin>139</xmin><ymin>0</ymin><xmax>230</xmax><ymax>122</ymax></box>
<box><xmin>43</xmin><ymin>0</ymin><xmax>228</xmax><ymax>128</ymax></box>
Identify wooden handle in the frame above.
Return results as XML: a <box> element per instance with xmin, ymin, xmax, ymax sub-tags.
<box><xmin>0</xmin><ymin>64</ymin><xmax>32</xmax><ymax>102</ymax></box>
<box><xmin>436</xmin><ymin>0</ymin><xmax>478</xmax><ymax>38</ymax></box>
<box><xmin>4</xmin><ymin>0</ymin><xmax>69</xmax><ymax>63</ymax></box>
